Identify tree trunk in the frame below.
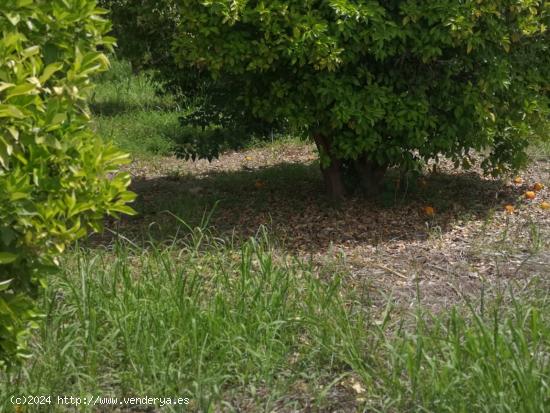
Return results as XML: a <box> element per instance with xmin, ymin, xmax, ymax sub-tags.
<box><xmin>354</xmin><ymin>155</ymin><xmax>387</xmax><ymax>196</ymax></box>
<box><xmin>313</xmin><ymin>134</ymin><xmax>346</xmax><ymax>199</ymax></box>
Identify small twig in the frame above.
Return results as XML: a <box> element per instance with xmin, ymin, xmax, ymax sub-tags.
<box><xmin>373</xmin><ymin>263</ymin><xmax>409</xmax><ymax>279</ymax></box>
<box><xmin>427</xmin><ymin>263</ymin><xmax>470</xmax><ymax>278</ymax></box>
<box><xmin>105</xmin><ymin>227</ymin><xmax>140</xmax><ymax>249</ymax></box>
<box><xmin>446</xmin><ymin>282</ymin><xmax>463</xmax><ymax>298</ymax></box>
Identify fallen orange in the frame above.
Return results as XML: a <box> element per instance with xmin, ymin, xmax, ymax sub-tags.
<box><xmin>423</xmin><ymin>206</ymin><xmax>435</xmax><ymax>216</ymax></box>
<box><xmin>525</xmin><ymin>191</ymin><xmax>536</xmax><ymax>200</ymax></box>
<box><xmin>254</xmin><ymin>179</ymin><xmax>265</xmax><ymax>189</ymax></box>
<box><xmin>504</xmin><ymin>204</ymin><xmax>515</xmax><ymax>214</ymax></box>
<box><xmin>513</xmin><ymin>176</ymin><xmax>523</xmax><ymax>184</ymax></box>
<box><xmin>533</xmin><ymin>182</ymin><xmax>544</xmax><ymax>192</ymax></box>
<box><xmin>541</xmin><ymin>201</ymin><xmax>550</xmax><ymax>210</ymax></box>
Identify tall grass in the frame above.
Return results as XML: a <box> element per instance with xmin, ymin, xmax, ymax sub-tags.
<box><xmin>2</xmin><ymin>229</ymin><xmax>549</xmax><ymax>412</ymax></box>
<box><xmin>365</xmin><ymin>296</ymin><xmax>550</xmax><ymax>412</ymax></box>
<box><xmin>91</xmin><ymin>59</ymin><xmax>177</xmax><ymax>115</ymax></box>
<box><xmin>90</xmin><ymin>59</ymin><xmax>180</xmax><ymax>157</ymax></box>
<box><xmin>1</xmin><ymin>232</ymin><xmax>363</xmax><ymax>411</ymax></box>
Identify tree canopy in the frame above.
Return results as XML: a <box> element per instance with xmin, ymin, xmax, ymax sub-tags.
<box><xmin>173</xmin><ymin>0</ymin><xmax>549</xmax><ymax>197</ymax></box>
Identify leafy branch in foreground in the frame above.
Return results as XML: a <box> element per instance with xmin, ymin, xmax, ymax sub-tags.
<box><xmin>0</xmin><ymin>0</ymin><xmax>135</xmax><ymax>367</ymax></box>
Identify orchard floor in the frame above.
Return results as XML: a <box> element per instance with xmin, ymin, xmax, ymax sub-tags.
<box><xmin>4</xmin><ymin>140</ymin><xmax>549</xmax><ymax>413</ymax></box>
<box><xmin>5</xmin><ymin>58</ymin><xmax>550</xmax><ymax>412</ymax></box>
<box><xmin>95</xmin><ymin>141</ymin><xmax>550</xmax><ymax>313</ymax></box>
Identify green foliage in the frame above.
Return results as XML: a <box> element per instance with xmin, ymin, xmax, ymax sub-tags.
<box><xmin>97</xmin><ymin>1</ymin><xmax>283</xmax><ymax>161</ymax></box>
<box><xmin>91</xmin><ymin>58</ymin><xmax>176</xmax><ymax>115</ymax></box>
<box><xmin>0</xmin><ymin>0</ymin><xmax>135</xmax><ymax>367</ymax></box>
<box><xmin>174</xmin><ymin>0</ymin><xmax>549</xmax><ymax>177</ymax></box>
<box><xmin>1</xmin><ymin>233</ymin><xmax>549</xmax><ymax>411</ymax></box>
<box><xmin>176</xmin><ymin>99</ymin><xmax>283</xmax><ymax>161</ymax></box>
<box><xmin>90</xmin><ymin>57</ymin><xmax>283</xmax><ymax>161</ymax></box>
<box><xmin>96</xmin><ymin>0</ymin><xmax>179</xmax><ymax>73</ymax></box>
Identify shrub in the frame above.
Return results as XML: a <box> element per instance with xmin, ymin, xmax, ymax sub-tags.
<box><xmin>0</xmin><ymin>0</ymin><xmax>135</xmax><ymax>367</ymax></box>
<box><xmin>174</xmin><ymin>0</ymin><xmax>550</xmax><ymax>198</ymax></box>
<box><xmin>96</xmin><ymin>0</ymin><xmax>179</xmax><ymax>74</ymax></box>
<box><xmin>98</xmin><ymin>0</ymin><xmax>279</xmax><ymax>156</ymax></box>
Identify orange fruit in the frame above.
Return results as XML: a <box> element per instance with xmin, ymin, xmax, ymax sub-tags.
<box><xmin>513</xmin><ymin>176</ymin><xmax>523</xmax><ymax>184</ymax></box>
<box><xmin>254</xmin><ymin>179</ymin><xmax>265</xmax><ymax>189</ymax></box>
<box><xmin>524</xmin><ymin>191</ymin><xmax>536</xmax><ymax>200</ymax></box>
<box><xmin>541</xmin><ymin>201</ymin><xmax>550</xmax><ymax>210</ymax></box>
<box><xmin>423</xmin><ymin>206</ymin><xmax>435</xmax><ymax>216</ymax></box>
<box><xmin>504</xmin><ymin>204</ymin><xmax>515</xmax><ymax>214</ymax></box>
<box><xmin>533</xmin><ymin>182</ymin><xmax>544</xmax><ymax>192</ymax></box>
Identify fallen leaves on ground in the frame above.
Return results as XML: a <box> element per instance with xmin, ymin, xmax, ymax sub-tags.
<box><xmin>94</xmin><ymin>143</ymin><xmax>549</xmax><ymax>313</ymax></box>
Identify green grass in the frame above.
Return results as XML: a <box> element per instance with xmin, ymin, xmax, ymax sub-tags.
<box><xmin>90</xmin><ymin>58</ymin><xmax>309</xmax><ymax>159</ymax></box>
<box><xmin>91</xmin><ymin>59</ymin><xmax>177</xmax><ymax>115</ymax></box>
<box><xmin>94</xmin><ymin>110</ymin><xmax>180</xmax><ymax>156</ymax></box>
<box><xmin>2</xmin><ymin>229</ymin><xmax>549</xmax><ymax>412</ymax></box>
<box><xmin>90</xmin><ymin>59</ymin><xmax>180</xmax><ymax>157</ymax></box>
<box><xmin>368</xmin><ymin>294</ymin><xmax>550</xmax><ymax>413</ymax></box>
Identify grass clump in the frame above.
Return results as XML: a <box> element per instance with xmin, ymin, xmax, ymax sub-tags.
<box><xmin>370</xmin><ymin>296</ymin><xmax>550</xmax><ymax>413</ymax></box>
<box><xmin>2</xmin><ymin>228</ymin><xmax>550</xmax><ymax>412</ymax></box>
<box><xmin>1</xmin><ymin>232</ymin><xmax>363</xmax><ymax>411</ymax></box>
<box><xmin>90</xmin><ymin>59</ymin><xmax>180</xmax><ymax>157</ymax></box>
<box><xmin>91</xmin><ymin>59</ymin><xmax>177</xmax><ymax>115</ymax></box>
<box><xmin>94</xmin><ymin>111</ymin><xmax>180</xmax><ymax>156</ymax></box>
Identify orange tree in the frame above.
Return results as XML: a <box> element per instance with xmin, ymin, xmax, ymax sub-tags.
<box><xmin>174</xmin><ymin>0</ymin><xmax>549</xmax><ymax>198</ymax></box>
<box><xmin>0</xmin><ymin>0</ymin><xmax>135</xmax><ymax>367</ymax></box>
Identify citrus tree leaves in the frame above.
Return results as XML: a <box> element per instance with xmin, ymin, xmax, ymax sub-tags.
<box><xmin>0</xmin><ymin>252</ymin><xmax>17</xmax><ymax>264</ymax></box>
<box><xmin>0</xmin><ymin>0</ymin><xmax>135</xmax><ymax>367</ymax></box>
<box><xmin>173</xmin><ymin>0</ymin><xmax>549</xmax><ymax>174</ymax></box>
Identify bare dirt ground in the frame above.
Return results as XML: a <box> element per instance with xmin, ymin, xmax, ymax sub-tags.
<box><xmin>96</xmin><ymin>143</ymin><xmax>550</xmax><ymax>313</ymax></box>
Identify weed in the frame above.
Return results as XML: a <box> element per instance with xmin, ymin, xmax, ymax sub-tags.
<box><xmin>2</xmin><ymin>230</ymin><xmax>549</xmax><ymax>412</ymax></box>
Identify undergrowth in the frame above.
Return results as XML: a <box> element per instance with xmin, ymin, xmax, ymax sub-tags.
<box><xmin>1</xmin><ymin>229</ymin><xmax>549</xmax><ymax>412</ymax></box>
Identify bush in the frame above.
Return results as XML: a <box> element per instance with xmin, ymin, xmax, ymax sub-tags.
<box><xmin>0</xmin><ymin>0</ymin><xmax>135</xmax><ymax>367</ymax></box>
<box><xmin>96</xmin><ymin>0</ymin><xmax>179</xmax><ymax>74</ymax></box>
<box><xmin>174</xmin><ymin>0</ymin><xmax>550</xmax><ymax>198</ymax></box>
<box><xmin>98</xmin><ymin>0</ymin><xmax>281</xmax><ymax>158</ymax></box>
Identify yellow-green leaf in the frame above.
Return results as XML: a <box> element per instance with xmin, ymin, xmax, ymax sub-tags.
<box><xmin>5</xmin><ymin>83</ymin><xmax>36</xmax><ymax>99</ymax></box>
<box><xmin>39</xmin><ymin>62</ymin><xmax>64</xmax><ymax>84</ymax></box>
<box><xmin>0</xmin><ymin>252</ymin><xmax>17</xmax><ymax>264</ymax></box>
<box><xmin>0</xmin><ymin>104</ymin><xmax>25</xmax><ymax>118</ymax></box>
